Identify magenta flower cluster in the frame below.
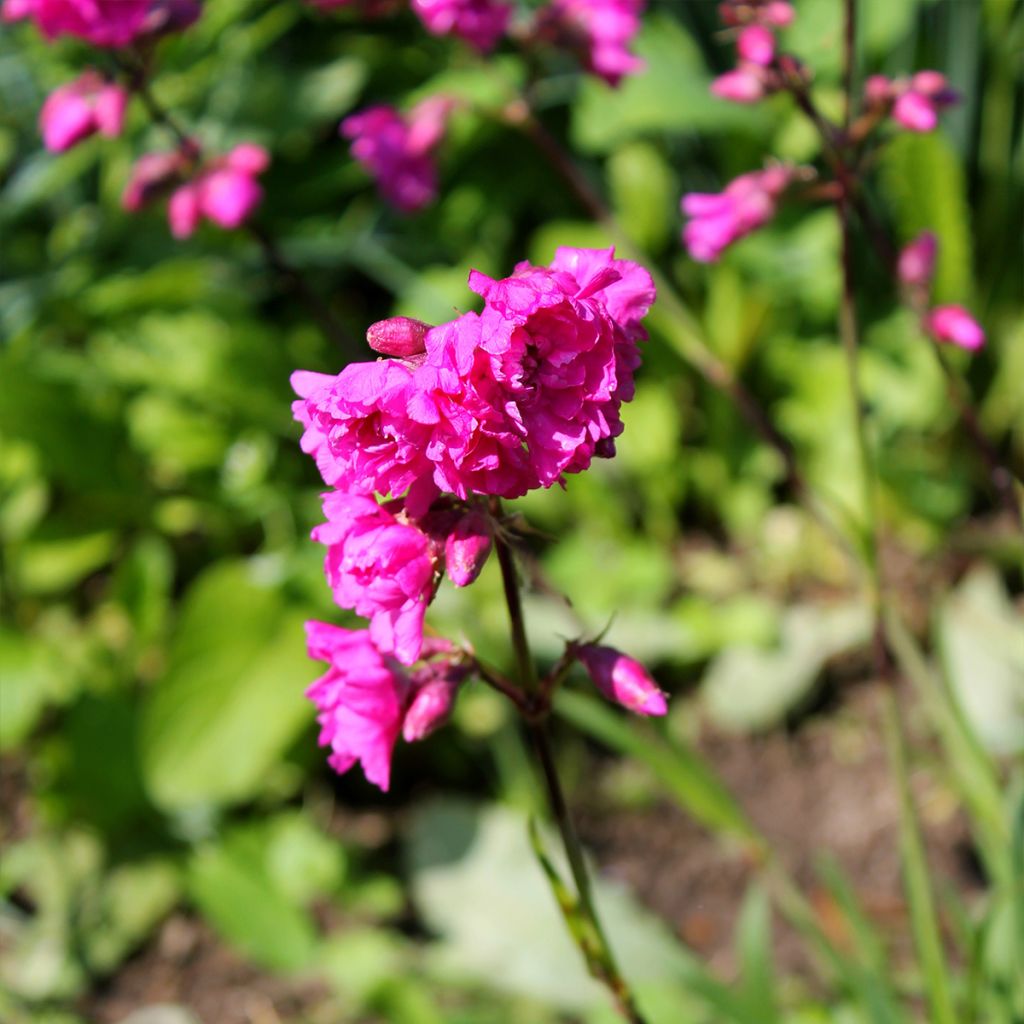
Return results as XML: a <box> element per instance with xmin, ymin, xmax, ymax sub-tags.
<box><xmin>295</xmin><ymin>247</ymin><xmax>665</xmax><ymax>789</ymax></box>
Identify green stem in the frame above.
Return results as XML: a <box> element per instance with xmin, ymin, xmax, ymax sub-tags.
<box><xmin>490</xmin><ymin>503</ymin><xmax>647</xmax><ymax>1024</ymax></box>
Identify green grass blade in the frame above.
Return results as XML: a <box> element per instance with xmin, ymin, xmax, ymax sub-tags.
<box><xmin>882</xmin><ymin>692</ymin><xmax>959</xmax><ymax>1024</ymax></box>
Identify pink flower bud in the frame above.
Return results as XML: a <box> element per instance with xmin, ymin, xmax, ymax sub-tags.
<box><xmin>402</xmin><ymin>676</ymin><xmax>460</xmax><ymax>741</ymax></box>
<box><xmin>925</xmin><ymin>305</ymin><xmax>985</xmax><ymax>352</ymax></box>
<box><xmin>898</xmin><ymin>231</ymin><xmax>937</xmax><ymax>288</ymax></box>
<box><xmin>711</xmin><ymin>67</ymin><xmax>766</xmax><ymax>103</ymax></box>
<box><xmin>445</xmin><ymin>509</ymin><xmax>492</xmax><ymax>587</ymax></box>
<box><xmin>576</xmin><ymin>643</ymin><xmax>668</xmax><ymax>716</ymax></box>
<box><xmin>864</xmin><ymin>74</ymin><xmax>893</xmax><ymax>106</ymax></box>
<box><xmin>892</xmin><ymin>90</ymin><xmax>938</xmax><ymax>132</ymax></box>
<box><xmin>367</xmin><ymin>316</ymin><xmax>431</xmax><ymax>357</ymax></box>
<box><xmin>737</xmin><ymin>24</ymin><xmax>774</xmax><ymax>66</ymax></box>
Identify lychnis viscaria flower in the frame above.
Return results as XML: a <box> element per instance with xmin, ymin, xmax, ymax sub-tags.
<box><xmin>39</xmin><ymin>70</ymin><xmax>127</xmax><ymax>152</ymax></box>
<box><xmin>292</xmin><ymin>246</ymin><xmax>656</xmax><ymax>503</ymax></box>
<box><xmin>538</xmin><ymin>0</ymin><xmax>645</xmax><ymax>87</ymax></box>
<box><xmin>166</xmin><ymin>143</ymin><xmax>269</xmax><ymax>239</ymax></box>
<box><xmin>313</xmin><ymin>491</ymin><xmax>438</xmax><ymax>665</ymax></box>
<box><xmin>576</xmin><ymin>643</ymin><xmax>668</xmax><ymax>716</ymax></box>
<box><xmin>305</xmin><ymin>622</ymin><xmax>410</xmax><ymax>791</ymax></box>
<box><xmin>341</xmin><ymin>96</ymin><xmax>455</xmax><ymax>213</ymax></box>
<box><xmin>681</xmin><ymin>165</ymin><xmax>794</xmax><ymax>262</ymax></box>
<box><xmin>410</xmin><ymin>0</ymin><xmax>510</xmax><ymax>52</ymax></box>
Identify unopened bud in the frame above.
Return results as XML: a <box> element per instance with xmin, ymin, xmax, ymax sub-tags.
<box><xmin>445</xmin><ymin>510</ymin><xmax>492</xmax><ymax>587</ymax></box>
<box><xmin>897</xmin><ymin>231</ymin><xmax>937</xmax><ymax>288</ymax></box>
<box><xmin>576</xmin><ymin>643</ymin><xmax>668</xmax><ymax>717</ymax></box>
<box><xmin>366</xmin><ymin>316</ymin><xmax>431</xmax><ymax>357</ymax></box>
<box><xmin>925</xmin><ymin>305</ymin><xmax>985</xmax><ymax>352</ymax></box>
<box><xmin>737</xmin><ymin>24</ymin><xmax>775</xmax><ymax>66</ymax></box>
<box><xmin>402</xmin><ymin>670</ymin><xmax>463</xmax><ymax>741</ymax></box>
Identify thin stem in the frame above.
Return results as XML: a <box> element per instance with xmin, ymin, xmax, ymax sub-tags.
<box><xmin>490</xmin><ymin>503</ymin><xmax>646</xmax><ymax>1024</ymax></box>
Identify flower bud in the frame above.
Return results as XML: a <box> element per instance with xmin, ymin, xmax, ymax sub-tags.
<box><xmin>576</xmin><ymin>643</ymin><xmax>668</xmax><ymax>717</ymax></box>
<box><xmin>402</xmin><ymin>667</ymin><xmax>465</xmax><ymax>741</ymax></box>
<box><xmin>445</xmin><ymin>509</ymin><xmax>492</xmax><ymax>587</ymax></box>
<box><xmin>925</xmin><ymin>305</ymin><xmax>985</xmax><ymax>352</ymax></box>
<box><xmin>897</xmin><ymin>231</ymin><xmax>937</xmax><ymax>288</ymax></box>
<box><xmin>864</xmin><ymin>74</ymin><xmax>893</xmax><ymax>106</ymax></box>
<box><xmin>367</xmin><ymin>316</ymin><xmax>431</xmax><ymax>357</ymax></box>
<box><xmin>711</xmin><ymin>67</ymin><xmax>766</xmax><ymax>103</ymax></box>
<box><xmin>737</xmin><ymin>24</ymin><xmax>775</xmax><ymax>66</ymax></box>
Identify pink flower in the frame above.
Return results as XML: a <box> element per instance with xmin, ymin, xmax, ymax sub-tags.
<box><xmin>925</xmin><ymin>305</ymin><xmax>985</xmax><ymax>352</ymax></box>
<box><xmin>166</xmin><ymin>143</ymin><xmax>269</xmax><ymax>239</ymax></box>
<box><xmin>2</xmin><ymin>0</ymin><xmax>37</xmax><ymax>21</ymax></box>
<box><xmin>576</xmin><ymin>643</ymin><xmax>667</xmax><ymax>716</ymax></box>
<box><xmin>681</xmin><ymin>165</ymin><xmax>793</xmax><ymax>262</ymax></box>
<box><xmin>33</xmin><ymin>0</ymin><xmax>149</xmax><ymax>46</ymax></box>
<box><xmin>736</xmin><ymin>23</ymin><xmax>774</xmax><ymax>65</ymax></box>
<box><xmin>410</xmin><ymin>0</ymin><xmax>510</xmax><ymax>52</ymax></box>
<box><xmin>122</xmin><ymin>145</ymin><xmax>195</xmax><ymax>212</ymax></box>
<box><xmin>711</xmin><ymin>67</ymin><xmax>768</xmax><ymax>103</ymax></box>
<box><xmin>898</xmin><ymin>231</ymin><xmax>937</xmax><ymax>289</ymax></box>
<box><xmin>865</xmin><ymin>71</ymin><xmax>958</xmax><ymax>132</ymax></box>
<box><xmin>341</xmin><ymin>97</ymin><xmax>455</xmax><ymax>213</ymax></box>
<box><xmin>313</xmin><ymin>491</ymin><xmax>438</xmax><ymax>665</ymax></box>
<box><xmin>291</xmin><ymin>361</ymin><xmax>440</xmax><ymax>508</ymax></box>
<box><xmin>39</xmin><ymin>70</ymin><xmax>127</xmax><ymax>152</ymax></box>
<box><xmin>294</xmin><ymin>247</ymin><xmax>655</xmax><ymax>503</ymax></box>
<box><xmin>541</xmin><ymin>0</ymin><xmax>646</xmax><ymax>87</ymax></box>
<box><xmin>305</xmin><ymin>622</ymin><xmax>410</xmax><ymax>791</ymax></box>
<box><xmin>444</xmin><ymin>508</ymin><xmax>492</xmax><ymax>586</ymax></box>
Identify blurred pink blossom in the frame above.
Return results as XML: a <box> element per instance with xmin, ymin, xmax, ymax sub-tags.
<box><xmin>866</xmin><ymin>71</ymin><xmax>959</xmax><ymax>133</ymax></box>
<box><xmin>341</xmin><ymin>96</ymin><xmax>456</xmax><ymax>213</ymax></box>
<box><xmin>166</xmin><ymin>143</ymin><xmax>269</xmax><ymax>239</ymax></box>
<box><xmin>898</xmin><ymin>232</ymin><xmax>937</xmax><ymax>289</ymax></box>
<box><xmin>29</xmin><ymin>0</ymin><xmax>148</xmax><ymax>45</ymax></box>
<box><xmin>314</xmin><ymin>491</ymin><xmax>439</xmax><ymax>665</ymax></box>
<box><xmin>410</xmin><ymin>0</ymin><xmax>510</xmax><ymax>52</ymax></box>
<box><xmin>736</xmin><ymin>23</ymin><xmax>774</xmax><ymax>65</ymax></box>
<box><xmin>305</xmin><ymin>622</ymin><xmax>410</xmax><ymax>791</ymax></box>
<box><xmin>576</xmin><ymin>643</ymin><xmax>668</xmax><ymax>716</ymax></box>
<box><xmin>719</xmin><ymin>0</ymin><xmax>793</xmax><ymax>28</ymax></box>
<box><xmin>541</xmin><ymin>0</ymin><xmax>646</xmax><ymax>87</ymax></box>
<box><xmin>39</xmin><ymin>70</ymin><xmax>127</xmax><ymax>152</ymax></box>
<box><xmin>925</xmin><ymin>305</ymin><xmax>985</xmax><ymax>352</ymax></box>
<box><xmin>711</xmin><ymin>66</ymin><xmax>768</xmax><ymax>103</ymax></box>
<box><xmin>681</xmin><ymin>165</ymin><xmax>793</xmax><ymax>262</ymax></box>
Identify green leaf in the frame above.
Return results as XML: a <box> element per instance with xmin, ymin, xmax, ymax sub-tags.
<box><xmin>607</xmin><ymin>142</ymin><xmax>676</xmax><ymax>251</ymax></box>
<box><xmin>140</xmin><ymin>561</ymin><xmax>314</xmax><ymax>809</ymax></box>
<box><xmin>702</xmin><ymin>602</ymin><xmax>872</xmax><ymax>732</ymax></box>
<box><xmin>187</xmin><ymin>839</ymin><xmax>318</xmax><ymax>972</ymax></box>
<box><xmin>735</xmin><ymin>885</ymin><xmax>779</xmax><ymax>1023</ymax></box>
<box><xmin>878</xmin><ymin>132</ymin><xmax>973</xmax><ymax>304</ymax></box>
<box><xmin>0</xmin><ymin>629</ymin><xmax>63</xmax><ymax>750</ymax></box>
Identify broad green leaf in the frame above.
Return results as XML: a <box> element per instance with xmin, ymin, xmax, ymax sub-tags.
<box><xmin>0</xmin><ymin>630</ymin><xmax>63</xmax><ymax>750</ymax></box>
<box><xmin>608</xmin><ymin>142</ymin><xmax>675</xmax><ymax>252</ymax></box>
<box><xmin>703</xmin><ymin>602</ymin><xmax>872</xmax><ymax>732</ymax></box>
<box><xmin>140</xmin><ymin>561</ymin><xmax>314</xmax><ymax>809</ymax></box>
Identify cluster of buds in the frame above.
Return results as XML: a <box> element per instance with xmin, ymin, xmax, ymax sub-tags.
<box><xmin>712</xmin><ymin>0</ymin><xmax>794</xmax><ymax>104</ymax></box>
<box><xmin>898</xmin><ymin>233</ymin><xmax>985</xmax><ymax>352</ymax></box>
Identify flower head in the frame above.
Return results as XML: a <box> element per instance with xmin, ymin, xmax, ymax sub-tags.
<box><xmin>576</xmin><ymin>643</ymin><xmax>667</xmax><ymax>716</ymax></box>
<box><xmin>31</xmin><ymin>0</ymin><xmax>148</xmax><ymax>45</ymax></box>
<box><xmin>681</xmin><ymin>165</ymin><xmax>793</xmax><ymax>262</ymax></box>
<box><xmin>341</xmin><ymin>96</ymin><xmax>455</xmax><ymax>213</ymax></box>
<box><xmin>39</xmin><ymin>70</ymin><xmax>127</xmax><ymax>153</ymax></box>
<box><xmin>925</xmin><ymin>305</ymin><xmax>985</xmax><ymax>352</ymax></box>
<box><xmin>410</xmin><ymin>0</ymin><xmax>510</xmax><ymax>52</ymax></box>
<box><xmin>866</xmin><ymin>71</ymin><xmax>959</xmax><ymax>133</ymax></box>
<box><xmin>313</xmin><ymin>491</ymin><xmax>439</xmax><ymax>665</ymax></box>
<box><xmin>305</xmin><ymin>622</ymin><xmax>410</xmax><ymax>791</ymax></box>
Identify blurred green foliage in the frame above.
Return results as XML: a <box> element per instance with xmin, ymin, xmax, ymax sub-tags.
<box><xmin>1</xmin><ymin>0</ymin><xmax>1022</xmax><ymax>1022</ymax></box>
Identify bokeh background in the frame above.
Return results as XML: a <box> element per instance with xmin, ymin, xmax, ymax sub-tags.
<box><xmin>1</xmin><ymin>1</ymin><xmax>1022</xmax><ymax>1021</ymax></box>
